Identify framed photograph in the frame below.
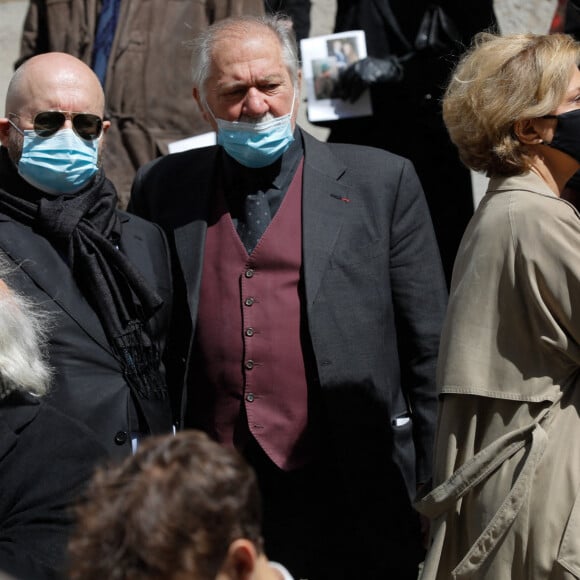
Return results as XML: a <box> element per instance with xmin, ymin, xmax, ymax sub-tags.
<box><xmin>300</xmin><ymin>30</ymin><xmax>372</xmax><ymax>123</ymax></box>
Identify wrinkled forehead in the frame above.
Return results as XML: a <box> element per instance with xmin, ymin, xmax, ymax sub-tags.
<box><xmin>207</xmin><ymin>25</ymin><xmax>290</xmax><ymax>85</ymax></box>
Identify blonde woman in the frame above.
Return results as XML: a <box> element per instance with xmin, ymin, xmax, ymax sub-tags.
<box><xmin>416</xmin><ymin>32</ymin><xmax>580</xmax><ymax>580</ymax></box>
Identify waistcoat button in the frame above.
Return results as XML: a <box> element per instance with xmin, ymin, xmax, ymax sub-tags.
<box><xmin>245</xmin><ymin>327</ymin><xmax>255</xmax><ymax>337</ymax></box>
<box><xmin>246</xmin><ymin>393</ymin><xmax>255</xmax><ymax>402</ymax></box>
<box><xmin>245</xmin><ymin>269</ymin><xmax>255</xmax><ymax>278</ymax></box>
<box><xmin>245</xmin><ymin>297</ymin><xmax>255</xmax><ymax>306</ymax></box>
<box><xmin>245</xmin><ymin>360</ymin><xmax>255</xmax><ymax>370</ymax></box>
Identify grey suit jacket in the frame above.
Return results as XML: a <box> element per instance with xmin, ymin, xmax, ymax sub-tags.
<box><xmin>130</xmin><ymin>128</ymin><xmax>447</xmax><ymax>537</ymax></box>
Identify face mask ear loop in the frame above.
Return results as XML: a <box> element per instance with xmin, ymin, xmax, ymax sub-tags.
<box><xmin>203</xmin><ymin>98</ymin><xmax>219</xmax><ymax>125</ymax></box>
<box><xmin>7</xmin><ymin>118</ymin><xmax>24</xmax><ymax>136</ymax></box>
<box><xmin>290</xmin><ymin>85</ymin><xmax>297</xmax><ymax>119</ymax></box>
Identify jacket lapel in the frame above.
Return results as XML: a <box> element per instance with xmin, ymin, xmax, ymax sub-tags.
<box><xmin>0</xmin><ymin>394</ymin><xmax>39</xmax><ymax>462</ymax></box>
<box><xmin>0</xmin><ymin>412</ymin><xmax>18</xmax><ymax>463</ymax></box>
<box><xmin>175</xmin><ymin>220</ymin><xmax>208</xmax><ymax>330</ymax></box>
<box><xmin>177</xmin><ymin>135</ymin><xmax>353</xmax><ymax>318</ymax></box>
<box><xmin>0</xmin><ymin>215</ymin><xmax>111</xmax><ymax>353</ymax></box>
<box><xmin>172</xmin><ymin>149</ymin><xmax>217</xmax><ymax>329</ymax></box>
<box><xmin>301</xmin><ymin>130</ymin><xmax>354</xmax><ymax>306</ymax></box>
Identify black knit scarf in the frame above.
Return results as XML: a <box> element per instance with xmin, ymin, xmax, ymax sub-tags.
<box><xmin>0</xmin><ymin>149</ymin><xmax>168</xmax><ymax>402</ymax></box>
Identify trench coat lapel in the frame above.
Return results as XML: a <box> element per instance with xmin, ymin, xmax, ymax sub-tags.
<box><xmin>0</xmin><ymin>214</ymin><xmax>111</xmax><ymax>353</ymax></box>
<box><xmin>301</xmin><ymin>130</ymin><xmax>354</xmax><ymax>306</ymax></box>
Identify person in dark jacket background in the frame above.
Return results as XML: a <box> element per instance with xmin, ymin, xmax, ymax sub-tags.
<box><xmin>264</xmin><ymin>0</ymin><xmax>311</xmax><ymax>45</ymax></box>
<box><xmin>328</xmin><ymin>0</ymin><xmax>497</xmax><ymax>285</ymax></box>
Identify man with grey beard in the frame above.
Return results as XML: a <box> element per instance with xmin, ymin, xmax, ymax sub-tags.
<box><xmin>0</xmin><ymin>253</ymin><xmax>108</xmax><ymax>580</ymax></box>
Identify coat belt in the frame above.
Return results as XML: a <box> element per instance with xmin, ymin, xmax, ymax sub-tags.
<box><xmin>415</xmin><ymin>395</ymin><xmax>562</xmax><ymax>578</ymax></box>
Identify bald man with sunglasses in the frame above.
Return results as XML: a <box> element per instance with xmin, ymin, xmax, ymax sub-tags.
<box><xmin>0</xmin><ymin>52</ymin><xmax>175</xmax><ymax>459</ymax></box>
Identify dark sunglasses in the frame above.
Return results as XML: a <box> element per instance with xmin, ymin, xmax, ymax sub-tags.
<box><xmin>10</xmin><ymin>111</ymin><xmax>104</xmax><ymax>141</ymax></box>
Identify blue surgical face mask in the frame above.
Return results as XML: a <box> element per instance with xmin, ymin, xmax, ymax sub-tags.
<box><xmin>12</xmin><ymin>124</ymin><xmax>100</xmax><ymax>195</ymax></box>
<box><xmin>207</xmin><ymin>92</ymin><xmax>296</xmax><ymax>168</ymax></box>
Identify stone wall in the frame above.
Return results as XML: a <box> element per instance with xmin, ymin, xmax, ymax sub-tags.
<box><xmin>495</xmin><ymin>0</ymin><xmax>558</xmax><ymax>34</ymax></box>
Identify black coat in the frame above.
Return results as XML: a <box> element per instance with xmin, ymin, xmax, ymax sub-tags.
<box><xmin>330</xmin><ymin>0</ymin><xmax>497</xmax><ymax>285</ymax></box>
<box><xmin>335</xmin><ymin>0</ymin><xmax>496</xmax><ymax>72</ymax></box>
<box><xmin>0</xmin><ymin>392</ymin><xmax>108</xmax><ymax>579</ymax></box>
<box><xmin>0</xmin><ymin>160</ymin><xmax>174</xmax><ymax>459</ymax></box>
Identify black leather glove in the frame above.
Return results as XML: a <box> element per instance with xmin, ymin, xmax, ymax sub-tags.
<box><xmin>336</xmin><ymin>56</ymin><xmax>404</xmax><ymax>103</ymax></box>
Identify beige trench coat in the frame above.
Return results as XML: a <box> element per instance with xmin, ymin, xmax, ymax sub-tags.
<box><xmin>416</xmin><ymin>172</ymin><xmax>580</xmax><ymax>579</ymax></box>
<box><xmin>17</xmin><ymin>0</ymin><xmax>265</xmax><ymax>206</ymax></box>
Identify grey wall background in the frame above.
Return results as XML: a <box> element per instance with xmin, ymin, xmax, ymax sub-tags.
<box><xmin>0</xmin><ymin>0</ymin><xmax>27</xmax><ymax>110</ymax></box>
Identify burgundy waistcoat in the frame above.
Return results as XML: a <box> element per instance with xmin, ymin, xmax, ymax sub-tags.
<box><xmin>192</xmin><ymin>160</ymin><xmax>315</xmax><ymax>470</ymax></box>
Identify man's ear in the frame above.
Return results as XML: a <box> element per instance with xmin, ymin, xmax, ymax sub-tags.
<box><xmin>513</xmin><ymin>118</ymin><xmax>546</xmax><ymax>145</ymax></box>
<box><xmin>0</xmin><ymin>118</ymin><xmax>11</xmax><ymax>147</ymax></box>
<box><xmin>193</xmin><ymin>88</ymin><xmax>212</xmax><ymax>125</ymax></box>
<box><xmin>217</xmin><ymin>539</ymin><xmax>257</xmax><ymax>580</ymax></box>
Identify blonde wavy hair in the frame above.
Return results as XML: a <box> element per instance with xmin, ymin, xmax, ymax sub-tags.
<box><xmin>443</xmin><ymin>32</ymin><xmax>580</xmax><ymax>177</ymax></box>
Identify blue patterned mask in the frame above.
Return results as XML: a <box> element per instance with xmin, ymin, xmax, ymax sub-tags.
<box><xmin>14</xmin><ymin>126</ymin><xmax>100</xmax><ymax>195</ymax></box>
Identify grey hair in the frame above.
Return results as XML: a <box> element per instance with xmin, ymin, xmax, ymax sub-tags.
<box><xmin>190</xmin><ymin>14</ymin><xmax>299</xmax><ymax>101</ymax></box>
<box><xmin>0</xmin><ymin>254</ymin><xmax>52</xmax><ymax>399</ymax></box>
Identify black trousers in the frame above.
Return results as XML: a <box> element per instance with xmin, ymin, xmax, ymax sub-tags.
<box><xmin>243</xmin><ymin>438</ymin><xmax>422</xmax><ymax>580</ymax></box>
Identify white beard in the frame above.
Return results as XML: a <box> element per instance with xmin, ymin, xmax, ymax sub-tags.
<box><xmin>0</xmin><ymin>283</ymin><xmax>52</xmax><ymax>399</ymax></box>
